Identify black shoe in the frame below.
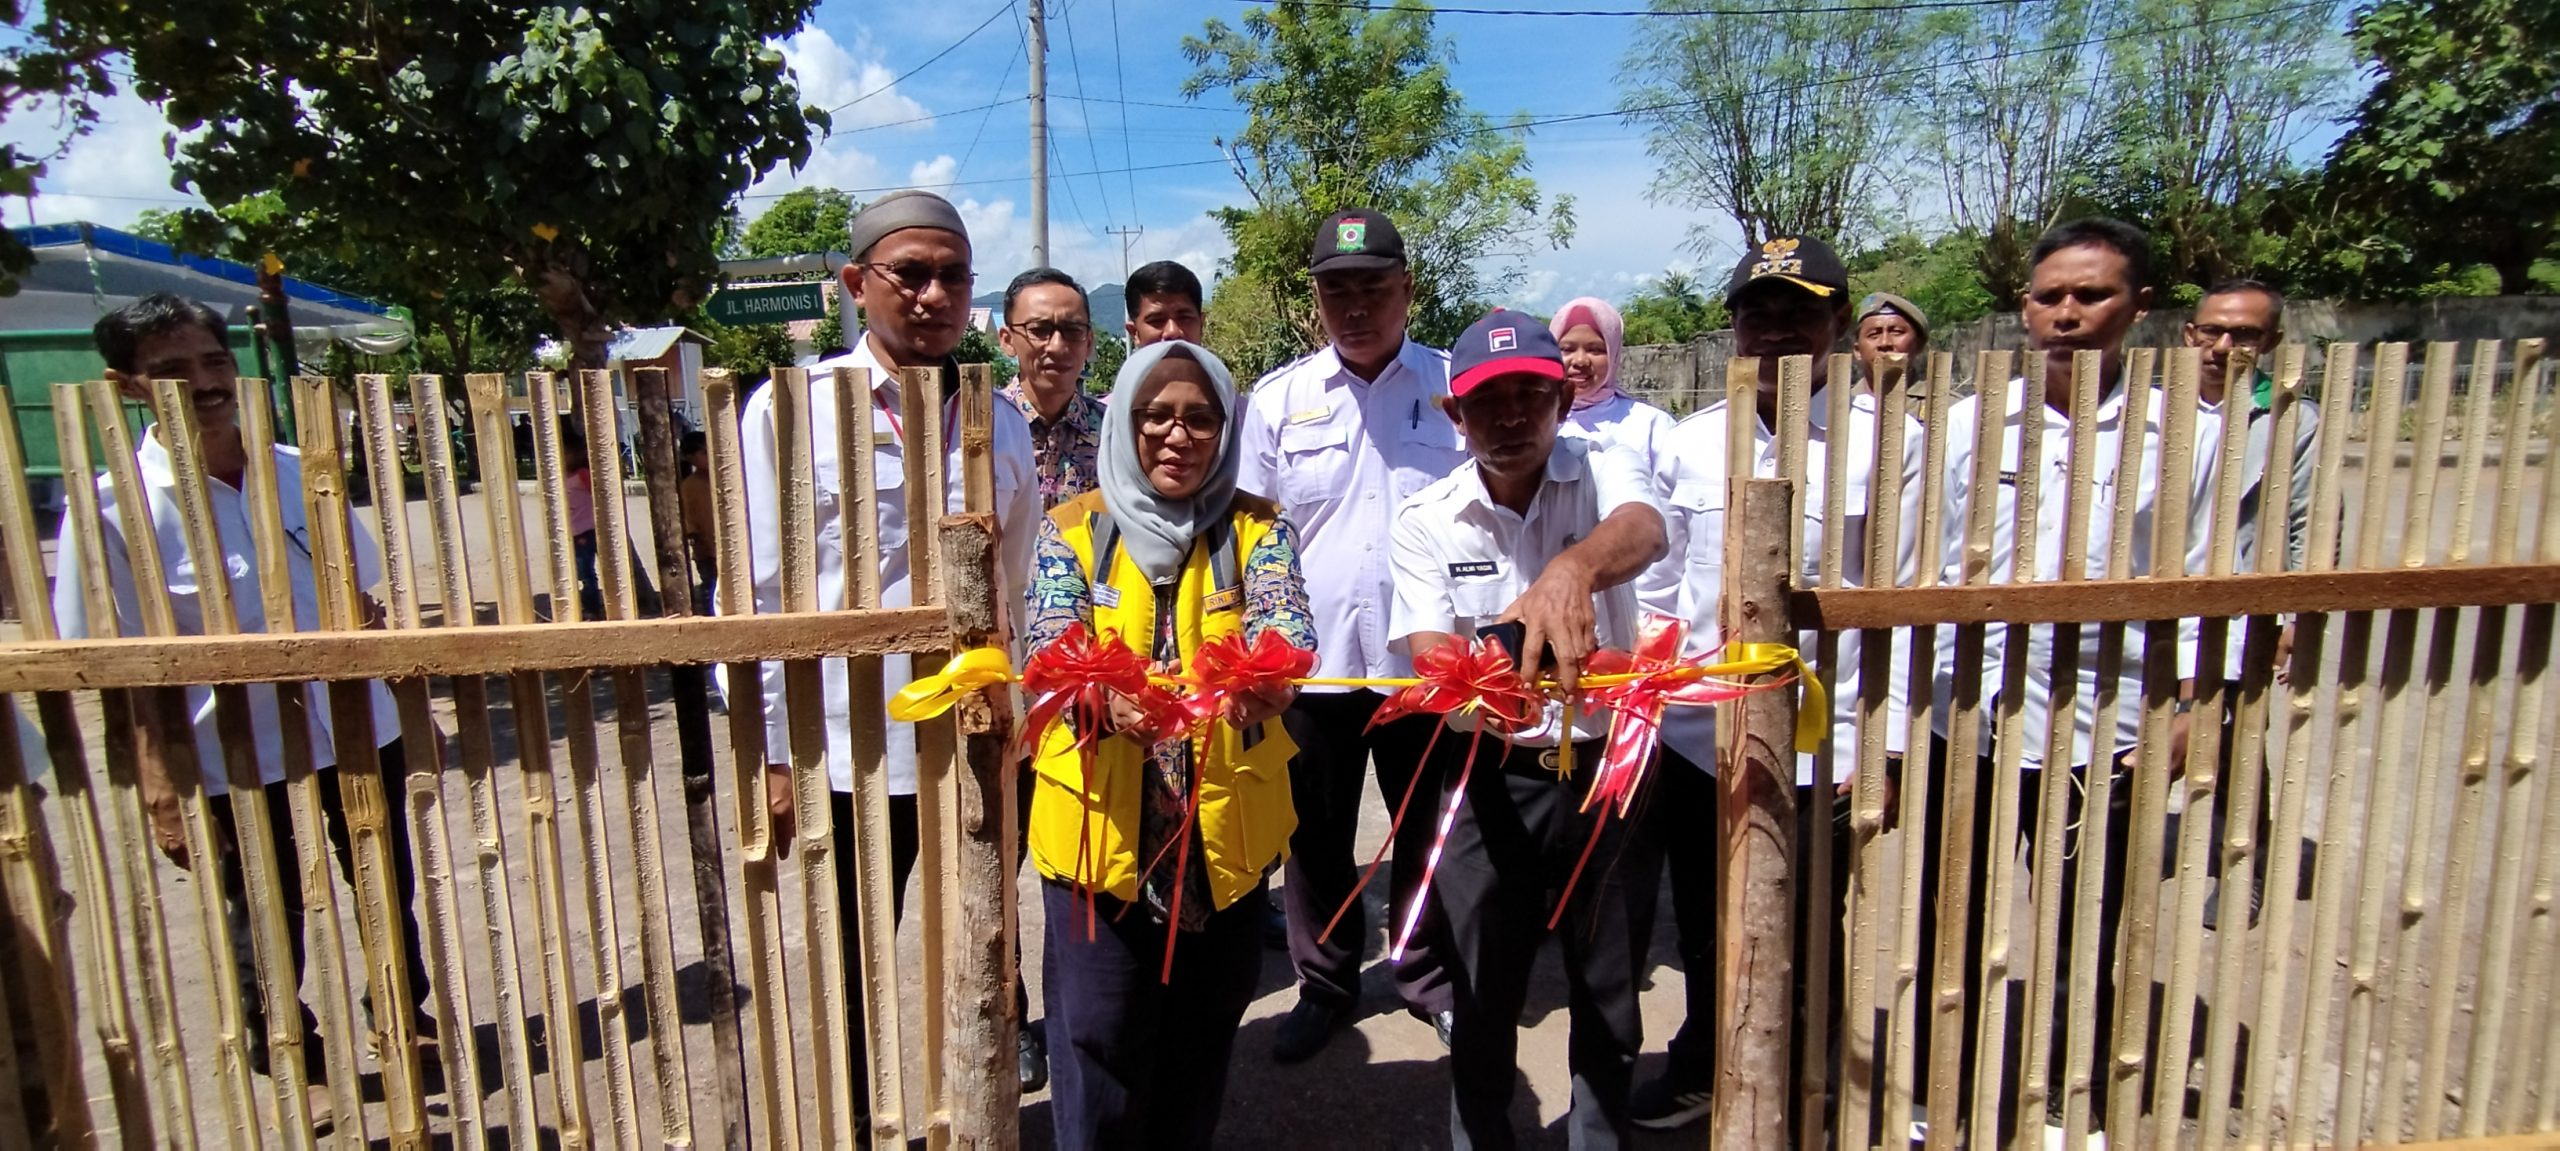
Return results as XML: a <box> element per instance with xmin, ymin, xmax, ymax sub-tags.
<box><xmin>1271</xmin><ymin>997</ymin><xmax>1350</xmax><ymax>1065</ymax></box>
<box><xmin>1432</xmin><ymin>1010</ymin><xmax>1454</xmax><ymax>1051</ymax></box>
<box><xmin>1630</xmin><ymin>1061</ymin><xmax>1715</xmax><ymax>1131</ymax></box>
<box><xmin>1019</xmin><ymin>1022</ymin><xmax>1049</xmax><ymax>1093</ymax></box>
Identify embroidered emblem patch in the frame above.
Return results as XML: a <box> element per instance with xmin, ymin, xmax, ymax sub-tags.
<box><xmin>1751</xmin><ymin>236</ymin><xmax>1805</xmax><ymax>278</ymax></box>
<box><xmin>1337</xmin><ymin>220</ymin><xmax>1368</xmax><ymax>252</ymax></box>
<box><xmin>1489</xmin><ymin>327</ymin><xmax>1517</xmax><ymax>352</ymax></box>
<box><xmin>1204</xmin><ymin>587</ymin><xmax>1242</xmax><ymax>614</ymax></box>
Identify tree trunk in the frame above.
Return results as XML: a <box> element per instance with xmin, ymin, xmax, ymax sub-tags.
<box><xmin>532</xmin><ymin>261</ymin><xmax>613</xmax><ymax>373</ymax></box>
<box><xmin>1715</xmin><ymin>476</ymin><xmax>1800</xmax><ymax>1151</ymax></box>
<box><xmin>257</xmin><ymin>262</ymin><xmax>301</xmax><ymax>377</ymax></box>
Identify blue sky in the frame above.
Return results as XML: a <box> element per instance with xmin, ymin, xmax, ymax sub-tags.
<box><xmin>2</xmin><ymin>0</ymin><xmax>1718</xmax><ymax>313</ymax></box>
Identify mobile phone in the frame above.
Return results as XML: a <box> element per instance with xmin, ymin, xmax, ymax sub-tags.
<box><xmin>1474</xmin><ymin>620</ymin><xmax>1552</xmax><ymax>670</ymax></box>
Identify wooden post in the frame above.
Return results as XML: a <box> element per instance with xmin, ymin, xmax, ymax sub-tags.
<box><xmin>941</xmin><ymin>362</ymin><xmax>1017</xmax><ymax>1149</ymax></box>
<box><xmin>630</xmin><ymin>365</ymin><xmax>751</xmax><ymax>1149</ymax></box>
<box><xmin>1715</xmin><ymin>475</ymin><xmax>1798</xmax><ymax>1150</ymax></box>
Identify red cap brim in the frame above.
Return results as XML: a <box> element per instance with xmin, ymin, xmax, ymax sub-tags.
<box><xmin>1450</xmin><ymin>357</ymin><xmax>1566</xmax><ymax>398</ymax></box>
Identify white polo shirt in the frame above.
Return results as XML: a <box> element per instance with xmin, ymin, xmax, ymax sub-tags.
<box><xmin>1237</xmin><ymin>338</ymin><xmax>1469</xmax><ymax>688</ymax></box>
<box><xmin>1387</xmin><ymin>436</ymin><xmax>1662</xmax><ymax>748</ymax></box>
<box><xmin>2186</xmin><ymin>386</ymin><xmax>2323</xmax><ymax>674</ymax></box>
<box><xmin>728</xmin><ymin>333</ymin><xmax>1040</xmax><ymax>795</ymax></box>
<box><xmin>1930</xmin><ymin>379</ymin><xmax>2186</xmax><ymax>769</ymax></box>
<box><xmin>1643</xmin><ymin>387</ymin><xmax>1922</xmax><ymax>782</ymax></box>
<box><xmin>1560</xmin><ymin>391</ymin><xmax>1679</xmax><ymax>499</ymax></box>
<box><xmin>52</xmin><ymin>434</ymin><xmax>404</xmax><ymax>794</ymax></box>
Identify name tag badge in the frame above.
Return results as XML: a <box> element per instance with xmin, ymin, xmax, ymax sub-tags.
<box><xmin>1203</xmin><ymin>587</ymin><xmax>1242</xmax><ymax>614</ymax></box>
<box><xmin>1093</xmin><ymin>584</ymin><xmax>1122</xmax><ymax>608</ymax></box>
<box><xmin>1286</xmin><ymin>405</ymin><xmax>1333</xmax><ymax>427</ymax></box>
<box><xmin>1999</xmin><ymin>471</ymin><xmax>2020</xmax><ymax>486</ymax></box>
<box><xmin>1447</xmin><ymin>560</ymin><xmax>1499</xmax><ymax>580</ymax></box>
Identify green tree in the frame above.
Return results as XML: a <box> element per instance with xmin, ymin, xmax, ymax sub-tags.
<box><xmin>1183</xmin><ymin>0</ymin><xmax>1574</xmax><ymax>353</ymax></box>
<box><xmin>1086</xmin><ymin>333</ymin><xmax>1129</xmax><ymax>395</ymax></box>
<box><xmin>1914</xmin><ymin>0</ymin><xmax>2108</xmax><ymax>304</ymax></box>
<box><xmin>1846</xmin><ymin>232</ymin><xmax>1999</xmax><ymax>330</ymax></box>
<box><xmin>1619</xmin><ymin>270</ymin><xmax>1726</xmax><ymax>347</ymax></box>
<box><xmin>740</xmin><ymin>186</ymin><xmax>858</xmax><ymax>259</ymax></box>
<box><xmin>2320</xmin><ymin>0</ymin><xmax>2559</xmax><ymax>294</ymax></box>
<box><xmin>0</xmin><ymin>2</ymin><xmax>112</xmax><ymax>293</ymax></box>
<box><xmin>1620</xmin><ymin>0</ymin><xmax>1925</xmax><ymax>254</ymax></box>
<box><xmin>697</xmin><ymin>314</ymin><xmax>797</xmax><ymax>390</ymax></box>
<box><xmin>955</xmin><ymin>326</ymin><xmax>1017</xmax><ymax>391</ymax></box>
<box><xmin>57</xmin><ymin>0</ymin><xmax>830</xmax><ymax>368</ymax></box>
<box><xmin>1204</xmin><ymin>267</ymin><xmax>1307</xmax><ymax>385</ymax></box>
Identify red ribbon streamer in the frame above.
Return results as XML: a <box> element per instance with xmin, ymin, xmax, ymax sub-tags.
<box><xmin>1173</xmin><ymin>629</ymin><xmax>1317</xmax><ymax>732</ymax></box>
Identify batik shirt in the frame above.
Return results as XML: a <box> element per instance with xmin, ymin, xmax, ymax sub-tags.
<box><xmin>1003</xmin><ymin>382</ymin><xmax>1109</xmax><ymax>510</ymax></box>
<box><xmin>1025</xmin><ymin>512</ymin><xmax>1317</xmax><ymax>928</ymax></box>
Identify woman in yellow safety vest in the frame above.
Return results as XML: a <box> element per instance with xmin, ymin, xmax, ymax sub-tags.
<box><xmin>1023</xmin><ymin>338</ymin><xmax>1312</xmax><ymax>1149</ymax></box>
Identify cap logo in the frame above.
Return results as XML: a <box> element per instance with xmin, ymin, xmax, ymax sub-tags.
<box><xmin>1337</xmin><ymin>220</ymin><xmax>1368</xmax><ymax>252</ymax></box>
<box><xmin>1488</xmin><ymin>327</ymin><xmax>1517</xmax><ymax>352</ymax></box>
<box><xmin>1752</xmin><ymin>236</ymin><xmax>1804</xmax><ymax>278</ymax></box>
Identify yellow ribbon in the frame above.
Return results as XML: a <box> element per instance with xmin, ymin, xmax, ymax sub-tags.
<box><xmin>887</xmin><ymin>641</ymin><xmax>1826</xmax><ymax>750</ymax></box>
<box><xmin>887</xmin><ymin>646</ymin><xmax>1017</xmax><ymax>722</ymax></box>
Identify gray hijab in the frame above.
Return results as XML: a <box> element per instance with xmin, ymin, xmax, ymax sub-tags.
<box><xmin>1100</xmin><ymin>339</ymin><xmax>1241</xmax><ymax>583</ymax></box>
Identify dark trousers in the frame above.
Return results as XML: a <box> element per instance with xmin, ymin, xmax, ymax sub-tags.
<box><xmin>210</xmin><ymin>739</ymin><xmax>433</xmax><ymax>1081</ymax></box>
<box><xmin>1437</xmin><ymin>736</ymin><xmax>1660</xmax><ymax>1151</ymax></box>
<box><xmin>1041</xmin><ymin>880</ymin><xmax>1266</xmax><ymax>1150</ymax></box>
<box><xmin>1653</xmin><ymin>754</ymin><xmax>1718</xmax><ymax>1075</ymax></box>
<box><xmin>1913</xmin><ymin>740</ymin><xmax>2133</xmax><ymax>1137</ymax></box>
<box><xmin>1280</xmin><ymin>689</ymin><xmax>1452</xmax><ymax>1016</ymax></box>
<box><xmin>831</xmin><ymin>790</ymin><xmax>921</xmax><ymax>1119</ymax></box>
<box><xmin>572</xmin><ymin>530</ymin><xmax>605</xmax><ymax>620</ymax></box>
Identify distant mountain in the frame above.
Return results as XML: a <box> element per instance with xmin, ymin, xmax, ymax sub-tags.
<box><xmin>971</xmin><ymin>281</ymin><xmax>1126</xmax><ymax>333</ymax></box>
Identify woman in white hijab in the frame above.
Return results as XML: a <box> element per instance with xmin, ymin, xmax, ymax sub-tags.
<box><xmin>1021</xmin><ymin>340</ymin><xmax>1315</xmax><ymax>1149</ymax></box>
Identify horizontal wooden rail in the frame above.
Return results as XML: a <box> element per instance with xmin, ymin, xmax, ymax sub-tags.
<box><xmin>1794</xmin><ymin>563</ymin><xmax>2560</xmax><ymax>630</ymax></box>
<box><xmin>0</xmin><ymin>607</ymin><xmax>950</xmax><ymax>691</ymax></box>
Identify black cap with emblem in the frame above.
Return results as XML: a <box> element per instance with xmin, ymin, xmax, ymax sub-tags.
<box><xmin>1724</xmin><ymin>234</ymin><xmax>1849</xmax><ymax>305</ymax></box>
<box><xmin>1311</xmin><ymin>206</ymin><xmax>1407</xmax><ymax>273</ymax></box>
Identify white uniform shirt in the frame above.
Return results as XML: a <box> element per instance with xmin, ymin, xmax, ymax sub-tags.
<box><xmin>52</xmin><ymin>434</ymin><xmax>403</xmax><ymax>793</ymax></box>
<box><xmin>1561</xmin><ymin>391</ymin><xmax>1679</xmax><ymax>499</ymax></box>
<box><xmin>1645</xmin><ymin>388</ymin><xmax>1921</xmax><ymax>781</ymax></box>
<box><xmin>1237</xmin><ymin>339</ymin><xmax>1469</xmax><ymax>688</ymax></box>
<box><xmin>1387</xmin><ymin>436</ymin><xmax>1662</xmax><ymax>748</ymax></box>
<box><xmin>2186</xmin><ymin>386</ymin><xmax>2323</xmax><ymax>674</ymax></box>
<box><xmin>729</xmin><ymin>334</ymin><xmax>1039</xmax><ymax>794</ymax></box>
<box><xmin>1930</xmin><ymin>380</ymin><xmax>2182</xmax><ymax>769</ymax></box>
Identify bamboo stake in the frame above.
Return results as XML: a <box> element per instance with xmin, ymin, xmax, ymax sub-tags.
<box><xmin>901</xmin><ymin>365</ymin><xmax>958</xmax><ymax>1151</ymax></box>
<box><xmin>294</xmin><ymin>375</ymin><xmax>433</xmax><ymax>1149</ymax></box>
<box><xmin>577</xmin><ymin>369</ymin><xmax>699</xmax><ymax>1149</ymax></box>
<box><xmin>2153</xmin><ymin>341</ymin><xmax>2259</xmax><ymax>1147</ymax></box>
<box><xmin>2378</xmin><ymin>340</ymin><xmax>2484</xmax><ymax>1148</ymax></box>
<box><xmin>0</xmin><ymin>392</ymin><xmax>138</xmax><ymax>1142</ymax></box>
<box><xmin>50</xmin><ymin>388</ymin><xmax>197</xmax><ymax>1148</ymax></box>
<box><xmin>2486</xmin><ymin>343</ymin><xmax>2558</xmax><ymax>1135</ymax></box>
<box><xmin>1959</xmin><ymin>353</ymin><xmax>2033</xmax><ymax>1151</ymax></box>
<box><xmin>411</xmin><ymin>371</ymin><xmax>545</xmax><ymax>1145</ymax></box>
<box><xmin>156</xmin><ymin>378</ymin><xmax>323</xmax><ymax>1146</ymax></box>
<box><xmin>2067</xmin><ymin>346</ymin><xmax>2156</xmax><ymax>1149</ymax></box>
<box><xmin>942</xmin><ymin>361</ymin><xmax>1018</xmax><ymax>1148</ymax></box>
<box><xmin>1775</xmin><ymin>354</ymin><xmax>1811</xmax><ymax>590</ymax></box>
<box><xmin>1795</xmin><ymin>353</ymin><xmax>1853</xmax><ymax>1151</ymax></box>
<box><xmin>770</xmin><ymin>366</ymin><xmax>858</xmax><ymax>1147</ymax></box>
<box><xmin>1883</xmin><ymin>353</ymin><xmax>1956</xmax><ymax>1145</ymax></box>
<box><xmin>833</xmin><ymin>366</ymin><xmax>907</xmax><ymax>1146</ymax></box>
<box><xmin>2291</xmin><ymin>341</ymin><xmax>2404</xmax><ymax>1148</ymax></box>
<box><xmin>2335</xmin><ymin>342</ymin><xmax>2459</xmax><ymax>1147</ymax></box>
<box><xmin>2407</xmin><ymin>342</ymin><xmax>2515</xmax><ymax>1140</ymax></box>
<box><xmin>0</xmin><ymin>695</ymin><xmax>91</xmax><ymax>1148</ymax></box>
<box><xmin>2019</xmin><ymin>349</ymin><xmax>2105</xmax><ymax>1139</ymax></box>
<box><xmin>1839</xmin><ymin>351</ymin><xmax>1908</xmax><ymax>1150</ymax></box>
<box><xmin>464</xmin><ymin>371</ymin><xmax>594</xmax><ymax>1149</ymax></box>
<box><xmin>627</xmin><ymin>364</ymin><xmax>748</xmax><ymax>1149</ymax></box>
<box><xmin>353</xmin><ymin>374</ymin><xmax>489</xmax><ymax>1146</ymax></box>
<box><xmin>701</xmin><ymin>368</ymin><xmax>802</xmax><ymax>1149</ymax></box>
<box><xmin>2201</xmin><ymin>346</ymin><xmax>2308</xmax><ymax>1150</ymax></box>
<box><xmin>86</xmin><ymin>376</ymin><xmax>261</xmax><ymax>1146</ymax></box>
<box><xmin>527</xmin><ymin>375</ymin><xmax>643</xmax><ymax>1149</ymax></box>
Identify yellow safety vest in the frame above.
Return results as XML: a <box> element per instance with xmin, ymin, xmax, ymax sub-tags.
<box><xmin>1028</xmin><ymin>490</ymin><xmax>1300</xmax><ymax>911</ymax></box>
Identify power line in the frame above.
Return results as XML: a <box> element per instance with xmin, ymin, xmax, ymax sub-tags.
<box><xmin>1109</xmin><ymin>0</ymin><xmax>1144</xmax><ymax>256</ymax></box>
<box><xmin>1054</xmin><ymin>0</ymin><xmax>1122</xmax><ymax>227</ymax></box>
<box><xmin>841</xmin><ymin>97</ymin><xmax>1028</xmax><ymax>135</ymax></box>
<box><xmin>1257</xmin><ymin>0</ymin><xmax>2040</xmax><ymax>14</ymax></box>
<box><xmin>827</xmin><ymin>1</ymin><xmax>1015</xmax><ymax>114</ymax></box>
<box><xmin>954</xmin><ymin>2</ymin><xmax>1027</xmax><ymax>184</ymax></box>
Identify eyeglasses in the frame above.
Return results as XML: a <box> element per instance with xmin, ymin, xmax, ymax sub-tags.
<box><xmin>1137</xmin><ymin>408</ymin><xmax>1223</xmax><ymax>440</ymax></box>
<box><xmin>862</xmin><ymin>260</ymin><xmax>976</xmax><ymax>296</ymax></box>
<box><xmin>2187</xmin><ymin>323</ymin><xmax>2270</xmax><ymax>346</ymax></box>
<box><xmin>1012</xmin><ymin>320</ymin><xmax>1093</xmax><ymax>343</ymax></box>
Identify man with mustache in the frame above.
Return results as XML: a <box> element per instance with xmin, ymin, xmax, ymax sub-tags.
<box><xmin>1388</xmin><ymin>307</ymin><xmax>1666</xmax><ymax>1148</ymax></box>
<box><xmin>731</xmin><ymin>189</ymin><xmax>1043</xmax><ymax>1105</ymax></box>
<box><xmin>55</xmin><ymin>292</ymin><xmax>438</xmax><ymax>1130</ymax></box>
<box><xmin>999</xmin><ymin>266</ymin><xmax>1105</xmax><ymax>511</ymax></box>
<box><xmin>1236</xmin><ymin>206</ymin><xmax>1470</xmax><ymax>1062</ymax></box>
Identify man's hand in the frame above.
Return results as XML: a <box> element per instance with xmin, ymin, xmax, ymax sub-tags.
<box><xmin>2273</xmin><ymin>622</ymin><xmax>2298</xmax><ymax>686</ymax></box>
<box><xmin>764</xmin><ymin>764</ymin><xmax>796</xmax><ymax>859</ymax></box>
<box><xmin>1106</xmin><ymin>691</ymin><xmax>1157</xmax><ymax>742</ymax></box>
<box><xmin>143</xmin><ymin>776</ymin><xmax>190</xmax><ymax>869</ymax></box>
<box><xmin>1837</xmin><ymin>765</ymin><xmax>1902</xmax><ymax>834</ymax></box>
<box><xmin>1226</xmin><ymin>682</ymin><xmax>1296</xmax><ymax>731</ymax></box>
<box><xmin>1501</xmin><ymin>554</ymin><xmax>1600</xmax><ymax>693</ymax></box>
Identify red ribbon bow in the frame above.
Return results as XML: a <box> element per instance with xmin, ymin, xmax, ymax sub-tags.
<box><xmin>1173</xmin><ymin>630</ymin><xmax>1316</xmax><ymax>731</ymax></box>
<box><xmin>1577</xmin><ymin>614</ymin><xmax>1756</xmax><ymax>819</ymax></box>
<box><xmin>1368</xmin><ymin>637</ymin><xmax>1544</xmax><ymax>734</ymax></box>
<box><xmin>1019</xmin><ymin>622</ymin><xmax>1185</xmax><ymax>752</ymax></box>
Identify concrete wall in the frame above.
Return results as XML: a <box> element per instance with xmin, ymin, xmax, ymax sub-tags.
<box><xmin>1619</xmin><ymin>295</ymin><xmax>2560</xmax><ymax>415</ymax></box>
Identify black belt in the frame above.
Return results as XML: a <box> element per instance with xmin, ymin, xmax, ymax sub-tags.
<box><xmin>1484</xmin><ymin>737</ymin><xmax>1609</xmax><ymax>779</ymax></box>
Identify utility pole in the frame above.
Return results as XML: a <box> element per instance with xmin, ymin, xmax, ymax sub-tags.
<box><xmin>1027</xmin><ymin>0</ymin><xmax>1049</xmax><ymax>266</ymax></box>
<box><xmin>1104</xmin><ymin>225</ymin><xmax>1143</xmax><ymax>281</ymax></box>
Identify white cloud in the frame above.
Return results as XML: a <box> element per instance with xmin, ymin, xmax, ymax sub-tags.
<box><xmin>946</xmin><ymin>194</ymin><xmax>1233</xmax><ymax>290</ymax></box>
<box><xmin>908</xmin><ymin>154</ymin><xmax>958</xmax><ymax>188</ymax></box>
<box><xmin>779</xmin><ymin>28</ymin><xmax>930</xmax><ymax>131</ymax></box>
<box><xmin>2</xmin><ymin>86</ymin><xmax>201</xmax><ymax>229</ymax></box>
